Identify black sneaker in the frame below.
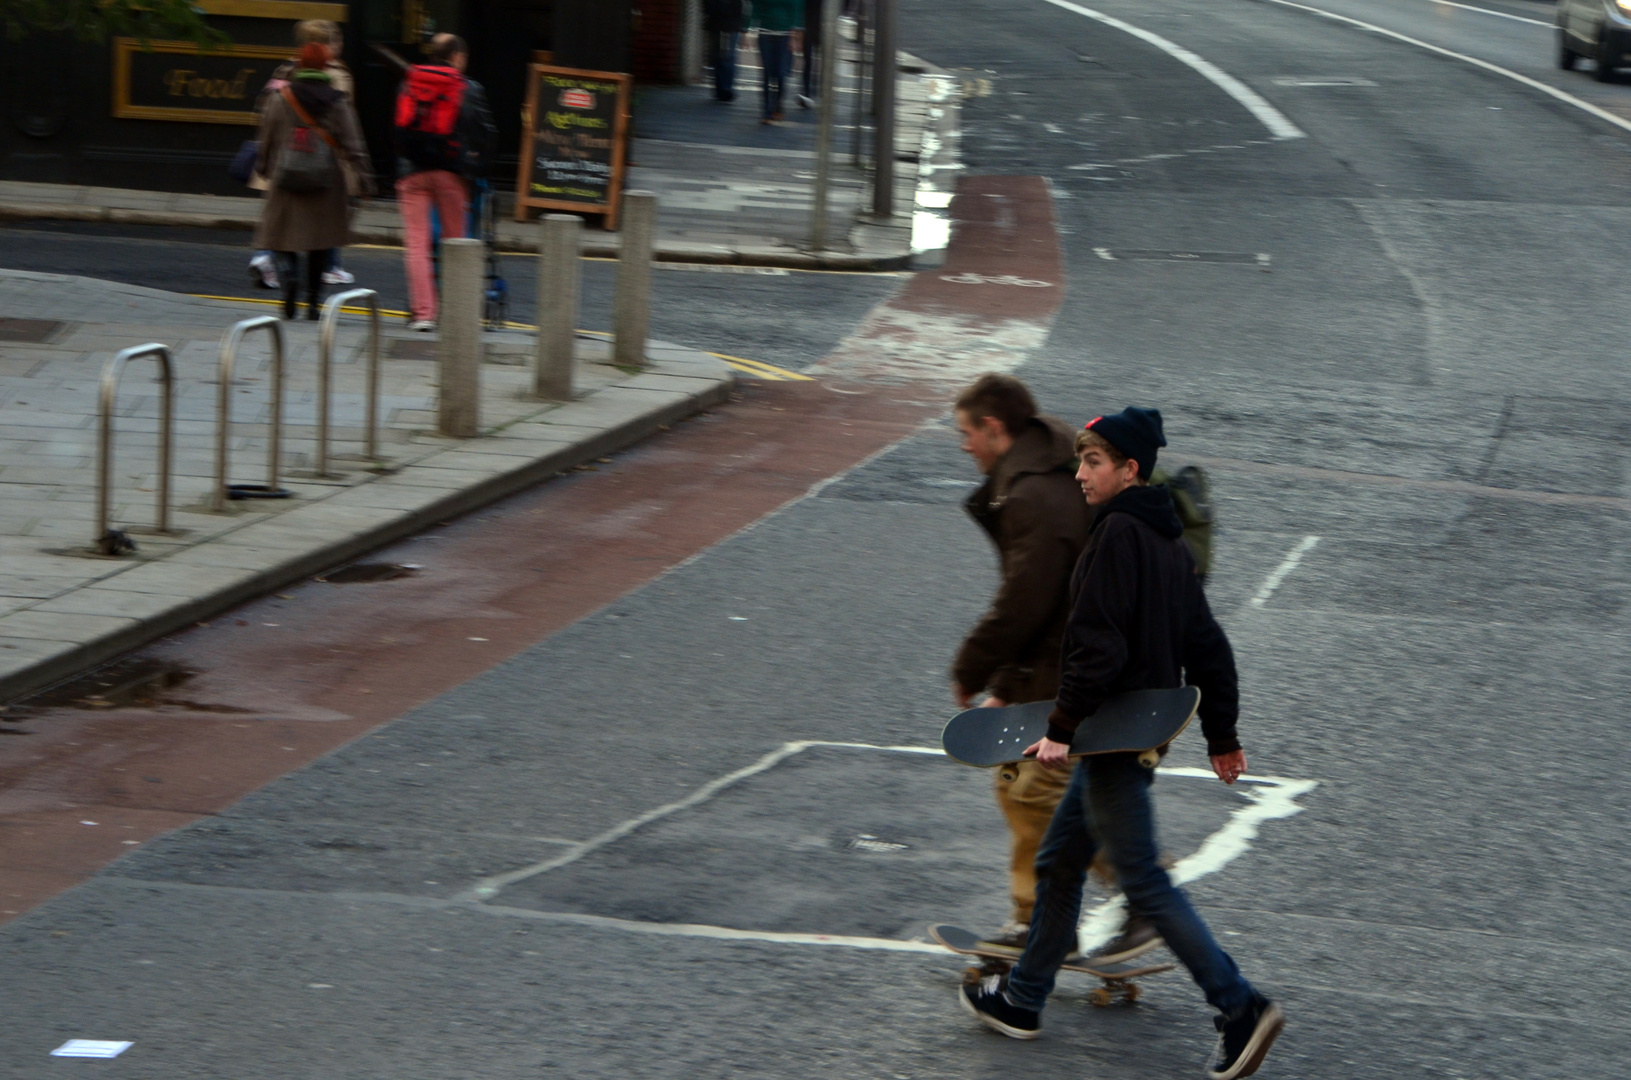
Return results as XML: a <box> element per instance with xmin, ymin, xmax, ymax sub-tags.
<box><xmin>1207</xmin><ymin>999</ymin><xmax>1284</xmax><ymax>1080</ymax></box>
<box><xmin>1089</xmin><ymin>913</ymin><xmax>1164</xmax><ymax>965</ymax></box>
<box><xmin>959</xmin><ymin>973</ymin><xmax>1041</xmax><ymax>1040</ymax></box>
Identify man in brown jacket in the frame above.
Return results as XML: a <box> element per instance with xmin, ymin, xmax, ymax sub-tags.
<box><xmin>951</xmin><ymin>374</ymin><xmax>1092</xmax><ymax>951</ymax></box>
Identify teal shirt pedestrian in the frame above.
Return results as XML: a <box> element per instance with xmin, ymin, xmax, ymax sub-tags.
<box><xmin>751</xmin><ymin>0</ymin><xmax>802</xmax><ymax>33</ymax></box>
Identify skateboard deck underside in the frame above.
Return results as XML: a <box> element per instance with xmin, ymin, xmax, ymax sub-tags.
<box><xmin>928</xmin><ymin>924</ymin><xmax>1174</xmax><ymax>981</ymax></box>
<box><xmin>940</xmin><ymin>687</ymin><xmax>1200</xmax><ymax>768</ymax></box>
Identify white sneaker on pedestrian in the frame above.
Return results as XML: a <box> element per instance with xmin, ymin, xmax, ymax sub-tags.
<box><xmin>248</xmin><ymin>253</ymin><xmax>279</xmax><ymax>290</ymax></box>
<box><xmin>797</xmin><ymin>94</ymin><xmax>815</xmax><ymax>109</ymax></box>
<box><xmin>322</xmin><ymin>267</ymin><xmax>355</xmax><ymax>285</ymax></box>
<box><xmin>407</xmin><ymin>320</ymin><xmax>436</xmax><ymax>333</ymax></box>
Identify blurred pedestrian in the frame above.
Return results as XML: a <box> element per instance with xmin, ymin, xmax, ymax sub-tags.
<box><xmin>254</xmin><ymin>41</ymin><xmax>374</xmax><ymax>321</ymax></box>
<box><xmin>248</xmin><ymin>20</ymin><xmax>357</xmax><ymax>291</ymax></box>
<box><xmin>704</xmin><ymin>0</ymin><xmax>746</xmax><ymax>102</ymax></box>
<box><xmin>393</xmin><ymin>33</ymin><xmax>496</xmax><ymax>332</ymax></box>
<box><xmin>950</xmin><ymin>375</ymin><xmax>1093</xmax><ymax>957</ymax></box>
<box><xmin>798</xmin><ymin>0</ymin><xmax>822</xmax><ymax>109</ymax></box>
<box><xmin>752</xmin><ymin>0</ymin><xmax>803</xmax><ymax>123</ymax></box>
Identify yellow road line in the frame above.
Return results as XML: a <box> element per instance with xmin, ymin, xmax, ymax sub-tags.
<box><xmin>189</xmin><ymin>292</ymin><xmax>412</xmax><ymax>319</ymax></box>
<box><xmin>187</xmin><ymin>294</ymin><xmax>813</xmax><ymax>381</ymax></box>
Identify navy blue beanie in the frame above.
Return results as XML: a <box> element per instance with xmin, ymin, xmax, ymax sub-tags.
<box><xmin>1084</xmin><ymin>407</ymin><xmax>1166</xmax><ymax>480</ymax></box>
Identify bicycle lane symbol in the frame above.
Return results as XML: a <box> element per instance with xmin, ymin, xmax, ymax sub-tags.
<box><xmin>939</xmin><ymin>272</ymin><xmax>1055</xmax><ymax>287</ymax></box>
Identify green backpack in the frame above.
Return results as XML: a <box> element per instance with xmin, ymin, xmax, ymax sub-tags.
<box><xmin>1152</xmin><ymin>464</ymin><xmax>1214</xmax><ymax>579</ymax></box>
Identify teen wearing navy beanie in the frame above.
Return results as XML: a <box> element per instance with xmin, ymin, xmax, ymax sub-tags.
<box><xmin>1084</xmin><ymin>407</ymin><xmax>1167</xmax><ymax>480</ymax></box>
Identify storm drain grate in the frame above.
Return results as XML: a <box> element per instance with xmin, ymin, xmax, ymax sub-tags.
<box><xmin>0</xmin><ymin>318</ymin><xmax>64</xmax><ymax>343</ymax></box>
<box><xmin>316</xmin><ymin>561</ymin><xmax>422</xmax><ymax>583</ymax></box>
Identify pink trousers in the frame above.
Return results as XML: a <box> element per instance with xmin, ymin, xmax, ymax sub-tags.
<box><xmin>396</xmin><ymin>170</ymin><xmax>468</xmax><ymax>323</ymax></box>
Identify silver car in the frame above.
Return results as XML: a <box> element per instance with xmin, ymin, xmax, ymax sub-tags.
<box><xmin>1557</xmin><ymin>0</ymin><xmax>1631</xmax><ymax>79</ymax></box>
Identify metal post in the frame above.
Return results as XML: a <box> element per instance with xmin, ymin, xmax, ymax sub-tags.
<box><xmin>438</xmin><ymin>237</ymin><xmax>485</xmax><ymax>438</ymax></box>
<box><xmin>851</xmin><ymin>0</ymin><xmax>869</xmax><ymax>166</ymax></box>
<box><xmin>96</xmin><ymin>344</ymin><xmax>174</xmax><ymax>554</ymax></box>
<box><xmin>535</xmin><ymin>213</ymin><xmax>582</xmax><ymax>401</ymax></box>
<box><xmin>317</xmin><ymin>289</ymin><xmax>382</xmax><ymax>476</ymax></box>
<box><xmin>213</xmin><ymin>315</ymin><xmax>287</xmax><ymax>512</ymax></box>
<box><xmin>809</xmin><ymin>0</ymin><xmax>843</xmax><ymax>251</ymax></box>
<box><xmin>871</xmin><ymin>0</ymin><xmax>897</xmax><ymax>219</ymax></box>
<box><xmin>614</xmin><ymin>190</ymin><xmax>657</xmax><ymax>369</ymax></box>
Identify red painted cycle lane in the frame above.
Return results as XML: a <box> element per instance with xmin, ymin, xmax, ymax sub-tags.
<box><xmin>813</xmin><ymin>174</ymin><xmax>1065</xmax><ymax>384</ymax></box>
<box><xmin>0</xmin><ymin>174</ymin><xmax>1064</xmax><ymax>924</ymax></box>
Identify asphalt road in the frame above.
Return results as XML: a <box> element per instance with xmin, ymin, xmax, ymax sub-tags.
<box><xmin>0</xmin><ymin>220</ymin><xmax>901</xmax><ymax>373</ymax></box>
<box><xmin>5</xmin><ymin>0</ymin><xmax>1631</xmax><ymax>1077</ymax></box>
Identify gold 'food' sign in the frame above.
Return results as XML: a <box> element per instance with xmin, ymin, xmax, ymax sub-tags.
<box><xmin>113</xmin><ymin>38</ymin><xmax>293</xmax><ymax>125</ymax></box>
<box><xmin>162</xmin><ymin>67</ymin><xmax>258</xmax><ymax>101</ymax></box>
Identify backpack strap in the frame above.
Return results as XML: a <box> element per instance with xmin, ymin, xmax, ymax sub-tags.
<box><xmin>282</xmin><ymin>86</ymin><xmax>339</xmax><ymax>150</ymax></box>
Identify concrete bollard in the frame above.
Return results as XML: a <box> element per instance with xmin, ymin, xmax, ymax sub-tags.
<box><xmin>614</xmin><ymin>190</ymin><xmax>657</xmax><ymax>369</ymax></box>
<box><xmin>438</xmin><ymin>237</ymin><xmax>485</xmax><ymax>438</ymax></box>
<box><xmin>535</xmin><ymin>214</ymin><xmax>582</xmax><ymax>400</ymax></box>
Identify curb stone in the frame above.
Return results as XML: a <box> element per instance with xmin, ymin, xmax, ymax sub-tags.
<box><xmin>0</xmin><ymin>350</ymin><xmax>734</xmax><ymax>704</ymax></box>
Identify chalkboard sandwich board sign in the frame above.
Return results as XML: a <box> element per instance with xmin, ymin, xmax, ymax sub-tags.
<box><xmin>515</xmin><ymin>65</ymin><xmax>632</xmax><ymax>230</ymax></box>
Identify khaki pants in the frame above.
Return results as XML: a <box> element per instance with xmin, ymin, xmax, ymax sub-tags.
<box><xmin>994</xmin><ymin>760</ymin><xmax>1072</xmax><ymax>925</ymax></box>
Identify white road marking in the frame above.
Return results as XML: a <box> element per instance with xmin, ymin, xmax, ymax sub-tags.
<box><xmin>1424</xmin><ymin>0</ymin><xmax>1549</xmax><ymax>27</ymax></box>
<box><xmin>1264</xmin><ymin>0</ymin><xmax>1631</xmax><ymax>136</ymax></box>
<box><xmin>1075</xmin><ymin>770</ymin><xmax>1319</xmax><ymax>952</ymax></box>
<box><xmin>456</xmin><ymin>740</ymin><xmax>946</xmax><ymax>900</ymax></box>
<box><xmin>457</xmin><ymin>740</ymin><xmax>1316</xmax><ymax>960</ymax></box>
<box><xmin>476</xmin><ymin>904</ymin><xmax>950</xmax><ymax>954</ymax></box>
<box><xmin>1036</xmin><ymin>0</ymin><xmax>1307</xmax><ymax>139</ymax></box>
<box><xmin>1250</xmin><ymin>535</ymin><xmax>1321</xmax><ymax>608</ymax></box>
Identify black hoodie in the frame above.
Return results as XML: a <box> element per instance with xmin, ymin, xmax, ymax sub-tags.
<box><xmin>1046</xmin><ymin>484</ymin><xmax>1241</xmax><ymax>756</ymax></box>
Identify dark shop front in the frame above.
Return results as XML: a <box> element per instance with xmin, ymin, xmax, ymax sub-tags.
<box><xmin>0</xmin><ymin>0</ymin><xmax>674</xmax><ymax>198</ymax></box>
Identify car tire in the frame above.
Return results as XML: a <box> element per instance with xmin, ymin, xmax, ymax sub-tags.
<box><xmin>1558</xmin><ymin>30</ymin><xmax>1578</xmax><ymax>70</ymax></box>
<box><xmin>1595</xmin><ymin>27</ymin><xmax>1617</xmax><ymax>81</ymax></box>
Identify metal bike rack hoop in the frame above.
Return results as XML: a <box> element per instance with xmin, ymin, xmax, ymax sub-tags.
<box><xmin>316</xmin><ymin>288</ymin><xmax>382</xmax><ymax>476</ymax></box>
<box><xmin>213</xmin><ymin>315</ymin><xmax>288</xmax><ymax>512</ymax></box>
<box><xmin>96</xmin><ymin>343</ymin><xmax>175</xmax><ymax>555</ymax></box>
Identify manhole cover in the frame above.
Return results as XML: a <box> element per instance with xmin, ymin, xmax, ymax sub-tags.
<box><xmin>388</xmin><ymin>339</ymin><xmax>437</xmax><ymax>361</ymax></box>
<box><xmin>1270</xmin><ymin>76</ymin><xmax>1376</xmax><ymax>87</ymax></box>
<box><xmin>0</xmin><ymin>318</ymin><xmax>64</xmax><ymax>343</ymax></box>
<box><xmin>316</xmin><ymin>561</ymin><xmax>422</xmax><ymax>583</ymax></box>
<box><xmin>1093</xmin><ymin>248</ymin><xmax>1270</xmax><ymax>268</ymax></box>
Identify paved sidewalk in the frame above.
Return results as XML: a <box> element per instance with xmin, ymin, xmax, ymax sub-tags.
<box><xmin>0</xmin><ymin>53</ymin><xmax>956</xmax><ymax>271</ymax></box>
<box><xmin>0</xmin><ymin>270</ymin><xmax>733</xmax><ymax>701</ymax></box>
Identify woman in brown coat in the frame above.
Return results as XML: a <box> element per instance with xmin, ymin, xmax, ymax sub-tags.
<box><xmin>254</xmin><ymin>42</ymin><xmax>374</xmax><ymax>319</ymax></box>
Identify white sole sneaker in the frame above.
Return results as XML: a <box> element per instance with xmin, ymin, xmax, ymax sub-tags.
<box><xmin>958</xmin><ymin>984</ymin><xmax>1040</xmax><ymax>1040</ymax></box>
<box><xmin>1208</xmin><ymin>1002</ymin><xmax>1285</xmax><ymax>1080</ymax></box>
<box><xmin>1089</xmin><ymin>934</ymin><xmax>1164</xmax><ymax>966</ymax></box>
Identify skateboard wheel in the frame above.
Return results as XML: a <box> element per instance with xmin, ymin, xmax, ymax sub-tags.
<box><xmin>1137</xmin><ymin>749</ymin><xmax>1159</xmax><ymax>769</ymax></box>
<box><xmin>1090</xmin><ymin>987</ymin><xmax>1114</xmax><ymax>1008</ymax></box>
<box><xmin>1124</xmin><ymin>983</ymin><xmax>1143</xmax><ymax>1003</ymax></box>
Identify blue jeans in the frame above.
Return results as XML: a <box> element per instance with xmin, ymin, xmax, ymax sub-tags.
<box><xmin>758</xmin><ymin>32</ymin><xmax>792</xmax><ymax>117</ymax></box>
<box><xmin>710</xmin><ymin>30</ymin><xmax>739</xmax><ymax>99</ymax></box>
<box><xmin>1004</xmin><ymin>753</ymin><xmax>1260</xmax><ymax>1019</ymax></box>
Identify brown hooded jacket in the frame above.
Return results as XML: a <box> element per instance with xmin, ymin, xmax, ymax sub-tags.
<box><xmin>953</xmin><ymin>415</ymin><xmax>1094</xmax><ymax>704</ymax></box>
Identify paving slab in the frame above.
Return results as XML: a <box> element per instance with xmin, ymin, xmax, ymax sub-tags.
<box><xmin>0</xmin><ymin>271</ymin><xmax>734</xmax><ymax>702</ymax></box>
